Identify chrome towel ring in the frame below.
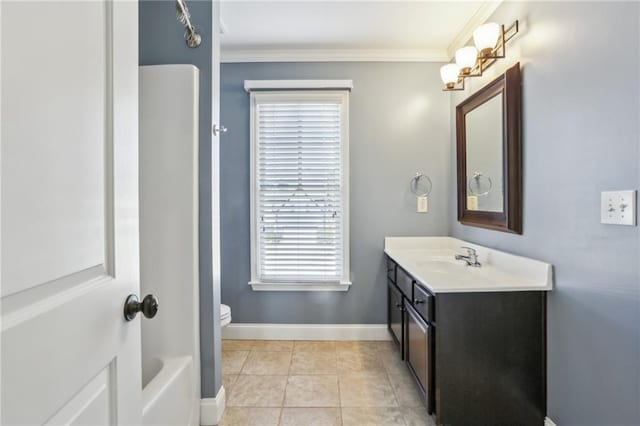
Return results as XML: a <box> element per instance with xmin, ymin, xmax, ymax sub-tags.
<box><xmin>410</xmin><ymin>173</ymin><xmax>433</xmax><ymax>198</ymax></box>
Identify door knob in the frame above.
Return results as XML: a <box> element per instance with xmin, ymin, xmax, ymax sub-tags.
<box><xmin>123</xmin><ymin>294</ymin><xmax>159</xmax><ymax>321</ymax></box>
<box><xmin>212</xmin><ymin>124</ymin><xmax>227</xmax><ymax>136</ymax></box>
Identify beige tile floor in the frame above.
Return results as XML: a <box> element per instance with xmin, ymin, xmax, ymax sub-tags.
<box><xmin>220</xmin><ymin>339</ymin><xmax>437</xmax><ymax>426</ymax></box>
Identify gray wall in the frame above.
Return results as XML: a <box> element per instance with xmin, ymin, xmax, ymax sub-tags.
<box><xmin>220</xmin><ymin>62</ymin><xmax>451</xmax><ymax>323</ymax></box>
<box><xmin>139</xmin><ymin>0</ymin><xmax>221</xmax><ymax>398</ymax></box>
<box><xmin>449</xmin><ymin>2</ymin><xmax>640</xmax><ymax>424</ymax></box>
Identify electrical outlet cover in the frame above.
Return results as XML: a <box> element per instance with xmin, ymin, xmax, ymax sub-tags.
<box><xmin>467</xmin><ymin>195</ymin><xmax>479</xmax><ymax>211</ymax></box>
<box><xmin>601</xmin><ymin>190</ymin><xmax>637</xmax><ymax>226</ymax></box>
<box><xmin>417</xmin><ymin>196</ymin><xmax>428</xmax><ymax>213</ymax></box>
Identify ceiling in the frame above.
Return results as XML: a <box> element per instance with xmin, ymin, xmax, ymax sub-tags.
<box><xmin>219</xmin><ymin>1</ymin><xmax>501</xmax><ymax>62</ymax></box>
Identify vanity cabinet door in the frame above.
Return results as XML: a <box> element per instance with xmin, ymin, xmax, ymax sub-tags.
<box><xmin>406</xmin><ymin>303</ymin><xmax>433</xmax><ymax>413</ymax></box>
<box><xmin>387</xmin><ymin>257</ymin><xmax>397</xmax><ymax>283</ymax></box>
<box><xmin>396</xmin><ymin>267</ymin><xmax>414</xmax><ymax>298</ymax></box>
<box><xmin>387</xmin><ymin>282</ymin><xmax>404</xmax><ymax>359</ymax></box>
<box><xmin>412</xmin><ymin>283</ymin><xmax>434</xmax><ymax>322</ymax></box>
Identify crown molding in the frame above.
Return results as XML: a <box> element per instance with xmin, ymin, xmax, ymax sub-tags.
<box><xmin>447</xmin><ymin>0</ymin><xmax>503</xmax><ymax>59</ymax></box>
<box><xmin>221</xmin><ymin>48</ymin><xmax>449</xmax><ymax>63</ymax></box>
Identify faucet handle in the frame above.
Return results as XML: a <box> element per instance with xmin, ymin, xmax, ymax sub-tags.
<box><xmin>460</xmin><ymin>246</ymin><xmax>477</xmax><ymax>255</ymax></box>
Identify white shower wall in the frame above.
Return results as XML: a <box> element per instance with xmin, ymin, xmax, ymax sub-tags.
<box><xmin>139</xmin><ymin>64</ymin><xmax>201</xmax><ymax>425</ymax></box>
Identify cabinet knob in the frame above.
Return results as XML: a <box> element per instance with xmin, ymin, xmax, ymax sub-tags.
<box><xmin>414</xmin><ymin>299</ymin><xmax>425</xmax><ymax>305</ymax></box>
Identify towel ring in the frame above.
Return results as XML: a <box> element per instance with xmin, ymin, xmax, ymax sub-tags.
<box><xmin>468</xmin><ymin>172</ymin><xmax>493</xmax><ymax>196</ymax></box>
<box><xmin>410</xmin><ymin>173</ymin><xmax>432</xmax><ymax>197</ymax></box>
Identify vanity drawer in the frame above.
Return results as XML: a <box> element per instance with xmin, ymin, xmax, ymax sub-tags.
<box><xmin>387</xmin><ymin>257</ymin><xmax>397</xmax><ymax>283</ymax></box>
<box><xmin>412</xmin><ymin>283</ymin><xmax>434</xmax><ymax>322</ymax></box>
<box><xmin>396</xmin><ymin>267</ymin><xmax>414</xmax><ymax>297</ymax></box>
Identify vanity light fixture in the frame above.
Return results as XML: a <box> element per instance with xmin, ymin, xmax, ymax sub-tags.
<box><xmin>473</xmin><ymin>23</ymin><xmax>501</xmax><ymax>58</ymax></box>
<box><xmin>441</xmin><ymin>20</ymin><xmax>519</xmax><ymax>91</ymax></box>
<box><xmin>455</xmin><ymin>46</ymin><xmax>479</xmax><ymax>76</ymax></box>
<box><xmin>440</xmin><ymin>64</ymin><xmax>463</xmax><ymax>90</ymax></box>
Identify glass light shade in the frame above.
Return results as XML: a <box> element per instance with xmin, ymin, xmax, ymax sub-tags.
<box><xmin>440</xmin><ymin>64</ymin><xmax>460</xmax><ymax>88</ymax></box>
<box><xmin>473</xmin><ymin>23</ymin><xmax>500</xmax><ymax>56</ymax></box>
<box><xmin>455</xmin><ymin>46</ymin><xmax>478</xmax><ymax>75</ymax></box>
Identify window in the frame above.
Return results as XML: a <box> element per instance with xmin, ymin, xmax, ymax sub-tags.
<box><xmin>249</xmin><ymin>90</ymin><xmax>350</xmax><ymax>291</ymax></box>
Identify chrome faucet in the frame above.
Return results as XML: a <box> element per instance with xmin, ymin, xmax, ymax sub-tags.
<box><xmin>455</xmin><ymin>246</ymin><xmax>481</xmax><ymax>267</ymax></box>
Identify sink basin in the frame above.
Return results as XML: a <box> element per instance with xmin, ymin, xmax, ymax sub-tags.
<box><xmin>415</xmin><ymin>259</ymin><xmax>466</xmax><ymax>272</ymax></box>
<box><xmin>415</xmin><ymin>257</ymin><xmax>458</xmax><ymax>265</ymax></box>
<box><xmin>417</xmin><ymin>259</ymin><xmax>492</xmax><ymax>281</ymax></box>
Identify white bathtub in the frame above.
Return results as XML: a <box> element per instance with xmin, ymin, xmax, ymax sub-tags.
<box><xmin>142</xmin><ymin>356</ymin><xmax>198</xmax><ymax>426</ymax></box>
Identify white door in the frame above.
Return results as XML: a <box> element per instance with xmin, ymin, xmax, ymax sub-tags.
<box><xmin>1</xmin><ymin>0</ymin><xmax>141</xmax><ymax>425</ymax></box>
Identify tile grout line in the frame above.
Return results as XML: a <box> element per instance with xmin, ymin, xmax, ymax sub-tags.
<box><xmin>380</xmin><ymin>348</ymin><xmax>407</xmax><ymax>425</ymax></box>
<box><xmin>239</xmin><ymin>350</ymin><xmax>249</xmax><ymax>375</ymax></box>
<box><xmin>277</xmin><ymin>344</ymin><xmax>294</xmax><ymax>425</ymax></box>
<box><xmin>335</xmin><ymin>346</ymin><xmax>343</xmax><ymax>425</ymax></box>
<box><xmin>373</xmin><ymin>344</ymin><xmax>403</xmax><ymax>423</ymax></box>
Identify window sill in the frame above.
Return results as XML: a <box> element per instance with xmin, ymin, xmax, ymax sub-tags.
<box><xmin>248</xmin><ymin>281</ymin><xmax>352</xmax><ymax>292</ymax></box>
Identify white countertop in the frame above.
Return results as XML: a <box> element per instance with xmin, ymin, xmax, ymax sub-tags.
<box><xmin>384</xmin><ymin>237</ymin><xmax>553</xmax><ymax>293</ymax></box>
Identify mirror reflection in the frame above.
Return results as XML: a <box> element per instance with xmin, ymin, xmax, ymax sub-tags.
<box><xmin>464</xmin><ymin>93</ymin><xmax>503</xmax><ymax>213</ymax></box>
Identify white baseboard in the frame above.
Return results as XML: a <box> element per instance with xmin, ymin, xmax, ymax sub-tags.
<box><xmin>200</xmin><ymin>386</ymin><xmax>225</xmax><ymax>426</ymax></box>
<box><xmin>222</xmin><ymin>323</ymin><xmax>392</xmax><ymax>341</ymax></box>
<box><xmin>545</xmin><ymin>417</ymin><xmax>558</xmax><ymax>426</ymax></box>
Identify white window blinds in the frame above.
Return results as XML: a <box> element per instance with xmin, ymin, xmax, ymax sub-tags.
<box><xmin>250</xmin><ymin>91</ymin><xmax>350</xmax><ymax>289</ymax></box>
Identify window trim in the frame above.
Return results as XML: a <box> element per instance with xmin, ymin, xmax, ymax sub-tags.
<box><xmin>244</xmin><ymin>79</ymin><xmax>354</xmax><ymax>92</ymax></box>
<box><xmin>249</xmin><ymin>90</ymin><xmax>351</xmax><ymax>292</ymax></box>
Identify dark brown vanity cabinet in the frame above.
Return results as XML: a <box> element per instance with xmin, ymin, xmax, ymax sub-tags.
<box><xmin>395</xmin><ymin>266</ymin><xmax>414</xmax><ymax>298</ymax></box>
<box><xmin>385</xmin><ymin>255</ymin><xmax>546</xmax><ymax>426</ymax></box>
<box><xmin>387</xmin><ymin>281</ymin><xmax>404</xmax><ymax>356</ymax></box>
<box><xmin>386</xmin><ymin>261</ymin><xmax>435</xmax><ymax>412</ymax></box>
<box><xmin>405</xmin><ymin>302</ymin><xmax>433</xmax><ymax>412</ymax></box>
<box><xmin>411</xmin><ymin>283</ymin><xmax>433</xmax><ymax>321</ymax></box>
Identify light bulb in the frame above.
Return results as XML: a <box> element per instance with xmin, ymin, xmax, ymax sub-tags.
<box><xmin>455</xmin><ymin>46</ymin><xmax>478</xmax><ymax>75</ymax></box>
<box><xmin>473</xmin><ymin>23</ymin><xmax>500</xmax><ymax>57</ymax></box>
<box><xmin>440</xmin><ymin>64</ymin><xmax>460</xmax><ymax>89</ymax></box>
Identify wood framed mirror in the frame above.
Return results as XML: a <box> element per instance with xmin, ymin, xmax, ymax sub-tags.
<box><xmin>456</xmin><ymin>62</ymin><xmax>522</xmax><ymax>234</ymax></box>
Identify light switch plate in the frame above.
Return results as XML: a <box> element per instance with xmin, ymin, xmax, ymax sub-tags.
<box><xmin>601</xmin><ymin>190</ymin><xmax>637</xmax><ymax>225</ymax></box>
